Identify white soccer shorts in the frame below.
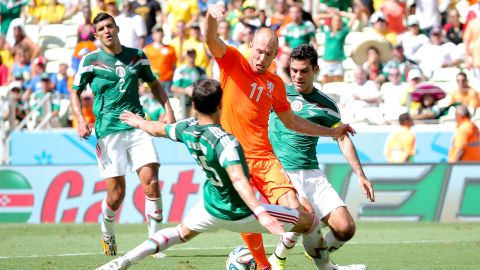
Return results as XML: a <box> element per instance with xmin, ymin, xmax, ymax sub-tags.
<box><xmin>183</xmin><ymin>200</ymin><xmax>298</xmax><ymax>233</ymax></box>
<box><xmin>287</xmin><ymin>169</ymin><xmax>346</xmax><ymax>219</ymax></box>
<box><xmin>96</xmin><ymin>129</ymin><xmax>159</xmax><ymax>178</ymax></box>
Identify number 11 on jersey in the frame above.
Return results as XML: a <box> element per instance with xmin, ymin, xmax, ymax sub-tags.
<box><xmin>249</xmin><ymin>83</ymin><xmax>263</xmax><ymax>102</ymax></box>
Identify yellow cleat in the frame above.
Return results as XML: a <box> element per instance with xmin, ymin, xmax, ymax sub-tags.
<box><xmin>268</xmin><ymin>254</ymin><xmax>286</xmax><ymax>270</ymax></box>
<box><xmin>102</xmin><ymin>235</ymin><xmax>117</xmax><ymax>256</ymax></box>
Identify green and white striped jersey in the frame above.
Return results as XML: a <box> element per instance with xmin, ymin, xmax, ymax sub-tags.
<box><xmin>73</xmin><ymin>46</ymin><xmax>157</xmax><ymax>138</ymax></box>
<box><xmin>269</xmin><ymin>83</ymin><xmax>342</xmax><ymax>170</ymax></box>
<box><xmin>165</xmin><ymin>118</ymin><xmax>252</xmax><ymax>221</ymax></box>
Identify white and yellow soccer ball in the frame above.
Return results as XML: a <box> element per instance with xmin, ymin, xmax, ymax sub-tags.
<box><xmin>225</xmin><ymin>247</ymin><xmax>257</xmax><ymax>270</ymax></box>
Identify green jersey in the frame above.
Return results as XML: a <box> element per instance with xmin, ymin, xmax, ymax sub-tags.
<box><xmin>165</xmin><ymin>118</ymin><xmax>252</xmax><ymax>221</ymax></box>
<box><xmin>280</xmin><ymin>21</ymin><xmax>316</xmax><ymax>49</ymax></box>
<box><xmin>172</xmin><ymin>64</ymin><xmax>206</xmax><ymax>89</ymax></box>
<box><xmin>269</xmin><ymin>83</ymin><xmax>341</xmax><ymax>170</ymax></box>
<box><xmin>73</xmin><ymin>46</ymin><xmax>157</xmax><ymax>138</ymax></box>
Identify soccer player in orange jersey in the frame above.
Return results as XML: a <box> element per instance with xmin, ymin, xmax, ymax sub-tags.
<box><xmin>204</xmin><ymin>4</ymin><xmax>355</xmax><ymax>269</ymax></box>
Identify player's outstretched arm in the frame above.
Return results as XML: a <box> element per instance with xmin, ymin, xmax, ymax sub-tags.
<box><xmin>70</xmin><ymin>89</ymin><xmax>91</xmax><ymax>139</ymax></box>
<box><xmin>337</xmin><ymin>135</ymin><xmax>375</xmax><ymax>202</ymax></box>
<box><xmin>226</xmin><ymin>165</ymin><xmax>285</xmax><ymax>235</ymax></box>
<box><xmin>277</xmin><ymin>109</ymin><xmax>356</xmax><ymax>138</ymax></box>
<box><xmin>120</xmin><ymin>110</ymin><xmax>167</xmax><ymax>137</ymax></box>
<box><xmin>204</xmin><ymin>3</ymin><xmax>227</xmax><ymax>58</ymax></box>
<box><xmin>147</xmin><ymin>80</ymin><xmax>176</xmax><ymax>124</ymax></box>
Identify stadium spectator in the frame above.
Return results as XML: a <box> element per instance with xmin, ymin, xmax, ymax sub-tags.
<box><xmin>381</xmin><ymin>43</ymin><xmax>418</xmax><ymax>83</ymax></box>
<box><xmin>97</xmin><ymin>79</ymin><xmax>325</xmax><ymax>270</ymax></box>
<box><xmin>131</xmin><ymin>0</ymin><xmax>162</xmax><ymax>41</ymax></box>
<box><xmin>413</xmin><ymin>27</ymin><xmax>457</xmax><ymax>78</ymax></box>
<box><xmin>448</xmin><ymin>105</ymin><xmax>480</xmax><ymax>162</ymax></box>
<box><xmin>109</xmin><ymin>0</ymin><xmax>147</xmax><ymax>49</ymax></box>
<box><xmin>279</xmin><ymin>4</ymin><xmax>317</xmax><ymax>50</ymax></box>
<box><xmin>319</xmin><ymin>0</ymin><xmax>353</xmax><ymax>12</ymax></box>
<box><xmin>367</xmin><ymin>11</ymin><xmax>396</xmax><ymax>45</ymax></box>
<box><xmin>415</xmin><ymin>0</ymin><xmax>440</xmax><ymax>35</ymax></box>
<box><xmin>0</xmin><ymin>0</ymin><xmax>26</xmax><ymax>36</ymax></box>
<box><xmin>217</xmin><ymin>20</ymin><xmax>239</xmax><ymax>47</ymax></box>
<box><xmin>12</xmin><ymin>24</ymin><xmax>40</xmax><ymax>61</ymax></box>
<box><xmin>362</xmin><ymin>46</ymin><xmax>384</xmax><ymax>83</ymax></box>
<box><xmin>443</xmin><ymin>8</ymin><xmax>463</xmax><ymax>45</ymax></box>
<box><xmin>0</xmin><ymin>35</ymin><xmax>13</xmax><ymax>70</ymax></box>
<box><xmin>91</xmin><ymin>0</ymin><xmax>108</xmax><ymax>22</ymax></box>
<box><xmin>397</xmin><ymin>15</ymin><xmax>429</xmax><ymax>60</ymax></box>
<box><xmin>268</xmin><ymin>44</ymin><xmax>374</xmax><ymax>270</ymax></box>
<box><xmin>172</xmin><ymin>49</ymin><xmax>206</xmax><ymax>119</ymax></box>
<box><xmin>51</xmin><ymin>63</ymin><xmax>71</xmax><ymax>99</ymax></box>
<box><xmin>448</xmin><ymin>72</ymin><xmax>480</xmax><ymax>114</ymax></box>
<box><xmin>411</xmin><ymin>93</ymin><xmax>442</xmax><ymax>121</ymax></box>
<box><xmin>23</xmin><ymin>56</ymin><xmax>50</xmax><ymax>101</ymax></box>
<box><xmin>139</xmin><ymin>87</ymin><xmax>165</xmax><ymax>122</ymax></box>
<box><xmin>464</xmin><ymin>16</ymin><xmax>480</xmax><ymax>82</ymax></box>
<box><xmin>380</xmin><ymin>0</ymin><xmax>406</xmax><ymax>34</ymax></box>
<box><xmin>267</xmin><ymin>0</ymin><xmax>288</xmax><ymax>30</ymax></box>
<box><xmin>204</xmin><ymin>4</ymin><xmax>354</xmax><ymax>269</ymax></box>
<box><xmin>11</xmin><ymin>45</ymin><xmax>32</xmax><ymax>86</ymax></box>
<box><xmin>71</xmin><ymin>13</ymin><xmax>175</xmax><ymax>258</ymax></box>
<box><xmin>28</xmin><ymin>72</ymin><xmax>62</xmax><ymax>127</ymax></box>
<box><xmin>317</xmin><ymin>12</ymin><xmax>349</xmax><ymax>84</ymax></box>
<box><xmin>30</xmin><ymin>0</ymin><xmax>66</xmax><ymax>25</ymax></box>
<box><xmin>237</xmin><ymin>24</ymin><xmax>255</xmax><ymax>59</ymax></box>
<box><xmin>381</xmin><ymin>67</ymin><xmax>409</xmax><ymax>122</ymax></box>
<box><xmin>3</xmin><ymin>81</ymin><xmax>28</xmax><ymax>125</ymax></box>
<box><xmin>384</xmin><ymin>113</ymin><xmax>416</xmax><ymax>163</ymax></box>
<box><xmin>0</xmin><ymin>55</ymin><xmax>8</xmax><ymax>86</ymax></box>
<box><xmin>163</xmin><ymin>0</ymin><xmax>200</xmax><ymax>33</ymax></box>
<box><xmin>77</xmin><ymin>6</ymin><xmax>96</xmax><ymax>42</ymax></box>
<box><xmin>72</xmin><ymin>40</ymin><xmax>97</xmax><ymax>73</ymax></box>
<box><xmin>184</xmin><ymin>24</ymin><xmax>209</xmax><ymax>70</ymax></box>
<box><xmin>231</xmin><ymin>1</ymin><xmax>262</xmax><ymax>41</ymax></box>
<box><xmin>275</xmin><ymin>49</ymin><xmax>291</xmax><ymax>84</ymax></box>
<box><xmin>143</xmin><ymin>24</ymin><xmax>177</xmax><ymax>96</ymax></box>
<box><xmin>170</xmin><ymin>20</ymin><xmax>188</xmax><ymax>65</ymax></box>
<box><xmin>345</xmin><ymin>67</ymin><xmax>381</xmax><ymax>109</ymax></box>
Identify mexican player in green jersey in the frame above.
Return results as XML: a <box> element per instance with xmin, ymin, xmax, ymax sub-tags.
<box><xmin>70</xmin><ymin>12</ymin><xmax>175</xmax><ymax>257</ymax></box>
<box><xmin>96</xmin><ymin>79</ymin><xmax>332</xmax><ymax>270</ymax></box>
<box><xmin>268</xmin><ymin>45</ymin><xmax>375</xmax><ymax>270</ymax></box>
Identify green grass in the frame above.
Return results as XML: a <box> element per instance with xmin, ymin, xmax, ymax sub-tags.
<box><xmin>1</xmin><ymin>222</ymin><xmax>480</xmax><ymax>269</ymax></box>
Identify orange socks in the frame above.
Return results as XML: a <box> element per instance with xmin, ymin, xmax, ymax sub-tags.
<box><xmin>241</xmin><ymin>233</ymin><xmax>270</xmax><ymax>269</ymax></box>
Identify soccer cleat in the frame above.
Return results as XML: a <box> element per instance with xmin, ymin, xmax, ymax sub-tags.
<box><xmin>150</xmin><ymin>252</ymin><xmax>167</xmax><ymax>259</ymax></box>
<box><xmin>96</xmin><ymin>256</ymin><xmax>131</xmax><ymax>270</ymax></box>
<box><xmin>333</xmin><ymin>264</ymin><xmax>367</xmax><ymax>270</ymax></box>
<box><xmin>268</xmin><ymin>254</ymin><xmax>286</xmax><ymax>270</ymax></box>
<box><xmin>102</xmin><ymin>235</ymin><xmax>117</xmax><ymax>256</ymax></box>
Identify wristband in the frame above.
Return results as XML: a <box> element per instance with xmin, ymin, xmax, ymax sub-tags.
<box><xmin>253</xmin><ymin>205</ymin><xmax>266</xmax><ymax>217</ymax></box>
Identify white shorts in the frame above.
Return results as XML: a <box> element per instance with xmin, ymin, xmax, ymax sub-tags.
<box><xmin>183</xmin><ymin>200</ymin><xmax>298</xmax><ymax>233</ymax></box>
<box><xmin>320</xmin><ymin>61</ymin><xmax>344</xmax><ymax>77</ymax></box>
<box><xmin>96</xmin><ymin>129</ymin><xmax>159</xmax><ymax>178</ymax></box>
<box><xmin>287</xmin><ymin>169</ymin><xmax>345</xmax><ymax>219</ymax></box>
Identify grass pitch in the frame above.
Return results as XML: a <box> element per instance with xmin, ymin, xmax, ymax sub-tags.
<box><xmin>0</xmin><ymin>222</ymin><xmax>479</xmax><ymax>270</ymax></box>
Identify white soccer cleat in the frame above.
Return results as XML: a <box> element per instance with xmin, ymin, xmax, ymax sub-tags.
<box><xmin>150</xmin><ymin>252</ymin><xmax>167</xmax><ymax>259</ymax></box>
<box><xmin>333</xmin><ymin>264</ymin><xmax>367</xmax><ymax>270</ymax></box>
<box><xmin>96</xmin><ymin>256</ymin><xmax>131</xmax><ymax>270</ymax></box>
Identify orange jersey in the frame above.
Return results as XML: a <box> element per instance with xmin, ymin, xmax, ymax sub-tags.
<box><xmin>143</xmin><ymin>44</ymin><xmax>177</xmax><ymax>81</ymax></box>
<box><xmin>216</xmin><ymin>46</ymin><xmax>290</xmax><ymax>158</ymax></box>
<box><xmin>449</xmin><ymin>119</ymin><xmax>480</xmax><ymax>162</ymax></box>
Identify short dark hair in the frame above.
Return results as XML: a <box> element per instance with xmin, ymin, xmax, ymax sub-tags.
<box><xmin>192</xmin><ymin>79</ymin><xmax>223</xmax><ymax>115</ymax></box>
<box><xmin>289</xmin><ymin>44</ymin><xmax>318</xmax><ymax>68</ymax></box>
<box><xmin>93</xmin><ymin>12</ymin><xmax>116</xmax><ymax>31</ymax></box>
<box><xmin>398</xmin><ymin>113</ymin><xmax>412</xmax><ymax>125</ymax></box>
<box><xmin>457</xmin><ymin>71</ymin><xmax>467</xmax><ymax>80</ymax></box>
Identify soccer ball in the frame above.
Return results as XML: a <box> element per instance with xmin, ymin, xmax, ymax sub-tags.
<box><xmin>226</xmin><ymin>247</ymin><xmax>257</xmax><ymax>270</ymax></box>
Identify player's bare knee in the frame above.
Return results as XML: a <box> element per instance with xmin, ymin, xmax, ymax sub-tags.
<box><xmin>143</xmin><ymin>179</ymin><xmax>161</xmax><ymax>198</ymax></box>
<box><xmin>292</xmin><ymin>211</ymin><xmax>316</xmax><ymax>233</ymax></box>
<box><xmin>107</xmin><ymin>191</ymin><xmax>125</xmax><ymax>209</ymax></box>
<box><xmin>333</xmin><ymin>220</ymin><xmax>356</xmax><ymax>241</ymax></box>
<box><xmin>178</xmin><ymin>224</ymin><xmax>199</xmax><ymax>241</ymax></box>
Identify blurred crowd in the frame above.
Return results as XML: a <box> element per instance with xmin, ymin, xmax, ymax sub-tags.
<box><xmin>1</xmin><ymin>0</ymin><xmax>480</xmax><ymax>131</ymax></box>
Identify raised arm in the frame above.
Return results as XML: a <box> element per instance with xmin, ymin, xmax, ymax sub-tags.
<box><xmin>276</xmin><ymin>109</ymin><xmax>356</xmax><ymax>138</ymax></box>
<box><xmin>337</xmin><ymin>135</ymin><xmax>375</xmax><ymax>202</ymax></box>
<box><xmin>204</xmin><ymin>3</ymin><xmax>227</xmax><ymax>58</ymax></box>
<box><xmin>226</xmin><ymin>164</ymin><xmax>285</xmax><ymax>235</ymax></box>
<box><xmin>120</xmin><ymin>110</ymin><xmax>168</xmax><ymax>137</ymax></box>
<box><xmin>147</xmin><ymin>80</ymin><xmax>176</xmax><ymax>124</ymax></box>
